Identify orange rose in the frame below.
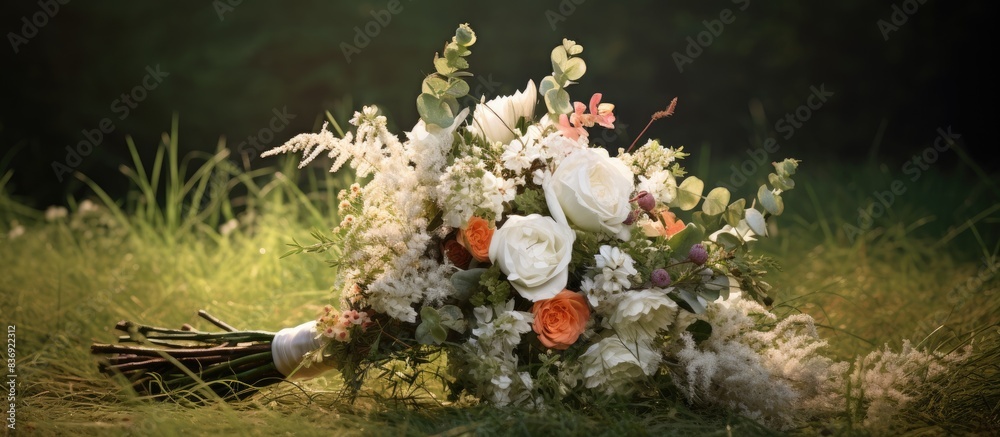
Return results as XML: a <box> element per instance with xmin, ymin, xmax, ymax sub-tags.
<box><xmin>532</xmin><ymin>289</ymin><xmax>590</xmax><ymax>350</ymax></box>
<box><xmin>458</xmin><ymin>216</ymin><xmax>494</xmax><ymax>263</ymax></box>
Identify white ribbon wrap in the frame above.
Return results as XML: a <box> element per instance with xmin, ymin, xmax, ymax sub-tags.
<box><xmin>271</xmin><ymin>321</ymin><xmax>335</xmax><ymax>379</ymax></box>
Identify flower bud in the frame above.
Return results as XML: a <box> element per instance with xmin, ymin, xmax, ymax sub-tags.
<box><xmin>651</xmin><ymin>268</ymin><xmax>671</xmax><ymax>287</ymax></box>
<box><xmin>623</xmin><ymin>209</ymin><xmax>641</xmax><ymax>225</ymax></box>
<box><xmin>632</xmin><ymin>191</ymin><xmax>655</xmax><ymax>212</ymax></box>
<box><xmin>688</xmin><ymin>243</ymin><xmax>708</xmax><ymax>266</ymax></box>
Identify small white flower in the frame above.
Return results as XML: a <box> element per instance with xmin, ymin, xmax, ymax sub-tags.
<box><xmin>595</xmin><ymin>245</ymin><xmax>638</xmax><ymax>290</ymax></box>
<box><xmin>635</xmin><ymin>170</ymin><xmax>677</xmax><ymax>205</ymax></box>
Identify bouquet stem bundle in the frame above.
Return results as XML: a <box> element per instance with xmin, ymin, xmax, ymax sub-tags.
<box><xmin>91</xmin><ymin>311</ymin><xmax>285</xmax><ymax>401</ymax></box>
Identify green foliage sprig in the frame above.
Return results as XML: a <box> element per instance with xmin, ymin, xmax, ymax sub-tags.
<box><xmin>539</xmin><ymin>39</ymin><xmax>586</xmax><ymax>117</ymax></box>
<box><xmin>416</xmin><ymin>24</ymin><xmax>477</xmax><ymax>128</ymax></box>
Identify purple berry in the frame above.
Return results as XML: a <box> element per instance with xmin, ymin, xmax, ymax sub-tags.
<box><xmin>688</xmin><ymin>243</ymin><xmax>708</xmax><ymax>266</ymax></box>
<box><xmin>651</xmin><ymin>268</ymin><xmax>671</xmax><ymax>287</ymax></box>
<box><xmin>633</xmin><ymin>191</ymin><xmax>655</xmax><ymax>212</ymax></box>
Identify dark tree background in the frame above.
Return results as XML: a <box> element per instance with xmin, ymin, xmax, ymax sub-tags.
<box><xmin>1</xmin><ymin>0</ymin><xmax>995</xmax><ymax>207</ymax></box>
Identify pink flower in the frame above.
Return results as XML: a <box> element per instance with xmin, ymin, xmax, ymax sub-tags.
<box><xmin>556</xmin><ymin>93</ymin><xmax>616</xmax><ymax>140</ymax></box>
<box><xmin>588</xmin><ymin>93</ymin><xmax>616</xmax><ymax>129</ymax></box>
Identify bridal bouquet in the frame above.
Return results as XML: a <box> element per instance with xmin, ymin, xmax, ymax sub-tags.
<box><xmin>96</xmin><ymin>23</ymin><xmax>941</xmax><ymax>430</ymax></box>
<box><xmin>262</xmin><ymin>23</ymin><xmax>803</xmax><ymax>406</ymax></box>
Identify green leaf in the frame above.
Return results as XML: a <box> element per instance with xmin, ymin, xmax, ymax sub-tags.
<box><xmin>724</xmin><ymin>198</ymin><xmax>746</xmax><ymax>227</ymax></box>
<box><xmin>714</xmin><ymin>231</ymin><xmax>742</xmax><ymax>250</ymax></box>
<box><xmin>544</xmin><ymin>88</ymin><xmax>573</xmax><ymax>115</ymax></box>
<box><xmin>444</xmin><ymin>78</ymin><xmax>470</xmax><ymax>98</ymax></box>
<box><xmin>768</xmin><ymin>172</ymin><xmax>795</xmax><ymax>191</ymax></box>
<box><xmin>433</xmin><ymin>56</ymin><xmax>457</xmax><ymax>75</ymax></box>
<box><xmin>421</xmin><ymin>77</ymin><xmax>449</xmax><ymax>97</ymax></box>
<box><xmin>438</xmin><ymin>305</ymin><xmax>467</xmax><ymax>333</ymax></box>
<box><xmin>561</xmin><ymin>57</ymin><xmax>586</xmax><ymax>81</ymax></box>
<box><xmin>539</xmin><ymin>76</ymin><xmax>559</xmax><ymax>97</ymax></box>
<box><xmin>702</xmin><ymin>187</ymin><xmax>730</xmax><ymax>216</ymax></box>
<box><xmin>685</xmin><ymin>320</ymin><xmax>713</xmax><ymax>343</ymax></box>
<box><xmin>757</xmin><ymin>185</ymin><xmax>784</xmax><ymax>216</ymax></box>
<box><xmin>550</xmin><ymin>46</ymin><xmax>568</xmax><ymax>69</ymax></box>
<box><xmin>672</xmin><ymin>176</ymin><xmax>704</xmax><ymax>211</ymax></box>
<box><xmin>666</xmin><ymin>222</ymin><xmax>705</xmax><ymax>256</ymax></box>
<box><xmin>455</xmin><ymin>24</ymin><xmax>476</xmax><ymax>46</ymax></box>
<box><xmin>420</xmin><ymin>306</ymin><xmax>441</xmax><ymax>325</ymax></box>
<box><xmin>451</xmin><ymin>268</ymin><xmax>487</xmax><ymax>301</ymax></box>
<box><xmin>676</xmin><ymin>288</ymin><xmax>707</xmax><ymax>314</ymax></box>
<box><xmin>774</xmin><ymin>158</ymin><xmax>799</xmax><ymax>177</ymax></box>
<box><xmin>416</xmin><ymin>93</ymin><xmax>453</xmax><ymax>127</ymax></box>
<box><xmin>690</xmin><ymin>211</ymin><xmax>719</xmax><ymax>230</ymax></box>
<box><xmin>744</xmin><ymin>208</ymin><xmax>768</xmax><ymax>237</ymax></box>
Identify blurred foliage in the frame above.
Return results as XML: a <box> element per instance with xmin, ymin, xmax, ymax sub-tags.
<box><xmin>0</xmin><ymin>0</ymin><xmax>995</xmax><ymax>207</ymax></box>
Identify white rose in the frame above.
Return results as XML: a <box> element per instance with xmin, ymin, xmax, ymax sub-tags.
<box><xmin>579</xmin><ymin>335</ymin><xmax>661</xmax><ymax>395</ymax></box>
<box><xmin>551</xmin><ymin>148</ymin><xmax>635</xmax><ymax>240</ymax></box>
<box><xmin>489</xmin><ymin>214</ymin><xmax>576</xmax><ymax>301</ymax></box>
<box><xmin>468</xmin><ymin>80</ymin><xmax>537</xmax><ymax>145</ymax></box>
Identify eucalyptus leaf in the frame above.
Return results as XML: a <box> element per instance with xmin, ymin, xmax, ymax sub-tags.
<box><xmin>666</xmin><ymin>223</ymin><xmax>704</xmax><ymax>256</ymax></box>
<box><xmin>561</xmin><ymin>57</ymin><xmax>587</xmax><ymax>81</ymax></box>
<box><xmin>420</xmin><ymin>306</ymin><xmax>441</xmax><ymax>325</ymax></box>
<box><xmin>724</xmin><ymin>198</ymin><xmax>746</xmax><ymax>227</ymax></box>
<box><xmin>775</xmin><ymin>158</ymin><xmax>799</xmax><ymax>177</ymax></box>
<box><xmin>714</xmin><ymin>231</ymin><xmax>742</xmax><ymax>250</ymax></box>
<box><xmin>422</xmin><ymin>77</ymin><xmax>449</xmax><ymax>97</ymax></box>
<box><xmin>416</xmin><ymin>321</ymin><xmax>448</xmax><ymax>345</ymax></box>
<box><xmin>454</xmin><ymin>24</ymin><xmax>476</xmax><ymax>46</ymax></box>
<box><xmin>757</xmin><ymin>185</ymin><xmax>784</xmax><ymax>216</ymax></box>
<box><xmin>416</xmin><ymin>93</ymin><xmax>453</xmax><ymax>127</ymax></box>
<box><xmin>702</xmin><ymin>187</ymin><xmax>730</xmax><ymax>216</ymax></box>
<box><xmin>676</xmin><ymin>288</ymin><xmax>707</xmax><ymax>314</ymax></box>
<box><xmin>451</xmin><ymin>268</ymin><xmax>487</xmax><ymax>301</ymax></box>
<box><xmin>672</xmin><ymin>176</ymin><xmax>704</xmax><ymax>211</ymax></box>
<box><xmin>545</xmin><ymin>88</ymin><xmax>573</xmax><ymax>115</ymax></box>
<box><xmin>444</xmin><ymin>78</ymin><xmax>470</xmax><ymax>98</ymax></box>
<box><xmin>438</xmin><ymin>305</ymin><xmax>467</xmax><ymax>333</ymax></box>
<box><xmin>539</xmin><ymin>76</ymin><xmax>558</xmax><ymax>97</ymax></box>
<box><xmin>550</xmin><ymin>46</ymin><xmax>568</xmax><ymax>67</ymax></box>
<box><xmin>744</xmin><ymin>208</ymin><xmax>768</xmax><ymax>237</ymax></box>
<box><xmin>768</xmin><ymin>173</ymin><xmax>795</xmax><ymax>191</ymax></box>
<box><xmin>434</xmin><ymin>56</ymin><xmax>457</xmax><ymax>75</ymax></box>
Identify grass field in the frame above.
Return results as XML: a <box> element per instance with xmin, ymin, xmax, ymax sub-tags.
<box><xmin>2</xmin><ymin>123</ymin><xmax>998</xmax><ymax>435</ymax></box>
